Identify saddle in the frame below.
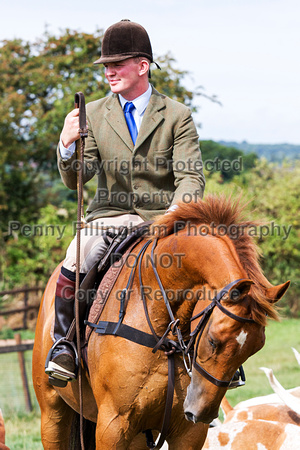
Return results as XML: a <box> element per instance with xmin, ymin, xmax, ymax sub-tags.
<box><xmin>80</xmin><ymin>221</ymin><xmax>153</xmax><ymax>346</ymax></box>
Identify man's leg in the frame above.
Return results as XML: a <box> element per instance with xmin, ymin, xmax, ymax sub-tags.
<box><xmin>45</xmin><ymin>238</ymin><xmax>110</xmax><ymax>385</ymax></box>
<box><xmin>45</xmin><ymin>269</ymin><xmax>78</xmax><ymax>383</ymax></box>
<box><xmin>45</xmin><ymin>215</ymin><xmax>144</xmax><ymax>385</ymax></box>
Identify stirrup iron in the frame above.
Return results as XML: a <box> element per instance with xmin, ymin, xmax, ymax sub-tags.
<box><xmin>45</xmin><ymin>338</ymin><xmax>79</xmax><ymax>387</ymax></box>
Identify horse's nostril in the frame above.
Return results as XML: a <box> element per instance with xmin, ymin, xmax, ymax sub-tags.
<box><xmin>185</xmin><ymin>411</ymin><xmax>197</xmax><ymax>423</ymax></box>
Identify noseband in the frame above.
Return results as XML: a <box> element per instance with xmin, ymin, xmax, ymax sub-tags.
<box><xmin>187</xmin><ymin>280</ymin><xmax>255</xmax><ymax>388</ymax></box>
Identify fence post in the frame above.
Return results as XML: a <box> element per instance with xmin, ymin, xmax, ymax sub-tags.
<box><xmin>23</xmin><ymin>286</ymin><xmax>28</xmax><ymax>330</ymax></box>
<box><xmin>14</xmin><ymin>333</ymin><xmax>33</xmax><ymax>412</ymax></box>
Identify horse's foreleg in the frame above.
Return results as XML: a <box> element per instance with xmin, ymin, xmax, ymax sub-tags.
<box><xmin>167</xmin><ymin>421</ymin><xmax>209</xmax><ymax>450</ymax></box>
<box><xmin>95</xmin><ymin>419</ymin><xmax>127</xmax><ymax>449</ymax></box>
<box><xmin>38</xmin><ymin>384</ymin><xmax>77</xmax><ymax>450</ymax></box>
<box><xmin>95</xmin><ymin>405</ymin><xmax>133</xmax><ymax>450</ymax></box>
<box><xmin>129</xmin><ymin>423</ymin><xmax>208</xmax><ymax>450</ymax></box>
<box><xmin>129</xmin><ymin>431</ymin><xmax>160</xmax><ymax>450</ymax></box>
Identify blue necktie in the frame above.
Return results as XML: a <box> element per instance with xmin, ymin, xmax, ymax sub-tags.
<box><xmin>124</xmin><ymin>102</ymin><xmax>138</xmax><ymax>145</ymax></box>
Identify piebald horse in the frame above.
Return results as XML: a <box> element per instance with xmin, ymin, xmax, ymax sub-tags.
<box><xmin>32</xmin><ymin>195</ymin><xmax>289</xmax><ymax>449</ymax></box>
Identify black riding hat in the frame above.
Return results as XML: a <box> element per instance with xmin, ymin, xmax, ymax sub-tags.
<box><xmin>94</xmin><ymin>19</ymin><xmax>154</xmax><ymax>64</ymax></box>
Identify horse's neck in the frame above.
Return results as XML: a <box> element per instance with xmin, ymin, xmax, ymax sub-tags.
<box><xmin>141</xmin><ymin>233</ymin><xmax>247</xmax><ymax>337</ymax></box>
<box><xmin>138</xmin><ymin>241</ymin><xmax>198</xmax><ymax>338</ymax></box>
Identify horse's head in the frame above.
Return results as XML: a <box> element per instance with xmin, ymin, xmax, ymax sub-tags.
<box><xmin>151</xmin><ymin>195</ymin><xmax>290</xmax><ymax>425</ymax></box>
<box><xmin>183</xmin><ymin>278</ymin><xmax>290</xmax><ymax>424</ymax></box>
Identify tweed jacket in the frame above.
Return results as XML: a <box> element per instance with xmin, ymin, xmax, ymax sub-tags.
<box><xmin>57</xmin><ymin>87</ymin><xmax>205</xmax><ymax>222</ymax></box>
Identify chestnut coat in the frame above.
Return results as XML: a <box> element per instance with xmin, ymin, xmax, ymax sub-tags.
<box><xmin>57</xmin><ymin>87</ymin><xmax>205</xmax><ymax>222</ymax></box>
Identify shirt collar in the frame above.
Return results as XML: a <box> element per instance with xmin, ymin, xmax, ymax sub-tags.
<box><xmin>119</xmin><ymin>84</ymin><xmax>152</xmax><ymax>116</ymax></box>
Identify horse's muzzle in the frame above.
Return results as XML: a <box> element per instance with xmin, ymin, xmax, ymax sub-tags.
<box><xmin>184</xmin><ymin>409</ymin><xmax>218</xmax><ymax>424</ymax></box>
<box><xmin>184</xmin><ymin>380</ymin><xmax>218</xmax><ymax>424</ymax></box>
<box><xmin>184</xmin><ymin>411</ymin><xmax>198</xmax><ymax>423</ymax></box>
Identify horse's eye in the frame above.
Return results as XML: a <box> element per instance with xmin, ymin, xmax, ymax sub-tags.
<box><xmin>209</xmin><ymin>337</ymin><xmax>217</xmax><ymax>349</ymax></box>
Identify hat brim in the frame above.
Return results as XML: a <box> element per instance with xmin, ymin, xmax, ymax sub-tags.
<box><xmin>94</xmin><ymin>52</ymin><xmax>153</xmax><ymax>65</ymax></box>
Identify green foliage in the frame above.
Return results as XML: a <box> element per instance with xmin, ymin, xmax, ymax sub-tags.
<box><xmin>0</xmin><ymin>29</ymin><xmax>106</xmax><ymax>230</ymax></box>
<box><xmin>5</xmin><ymin>411</ymin><xmax>42</xmax><ymax>450</ymax></box>
<box><xmin>219</xmin><ymin>140</ymin><xmax>300</xmax><ymax>163</ymax></box>
<box><xmin>238</xmin><ymin>159</ymin><xmax>300</xmax><ymax>316</ymax></box>
<box><xmin>205</xmin><ymin>159</ymin><xmax>300</xmax><ymax>316</ymax></box>
<box><xmin>0</xmin><ymin>327</ymin><xmax>15</xmax><ymax>339</ymax></box>
<box><xmin>201</xmin><ymin>140</ymin><xmax>258</xmax><ymax>180</ymax></box>
<box><xmin>2</xmin><ymin>202</ymin><xmax>75</xmax><ymax>288</ymax></box>
<box><xmin>151</xmin><ymin>53</ymin><xmax>195</xmax><ymax>110</ymax></box>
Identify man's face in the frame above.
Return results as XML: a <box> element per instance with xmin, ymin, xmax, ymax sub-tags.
<box><xmin>104</xmin><ymin>58</ymin><xmax>147</xmax><ymax>100</ymax></box>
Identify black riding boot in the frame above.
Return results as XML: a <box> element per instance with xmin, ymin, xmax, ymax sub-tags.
<box><xmin>45</xmin><ymin>231</ymin><xmax>117</xmax><ymax>386</ymax></box>
<box><xmin>45</xmin><ymin>271</ymin><xmax>79</xmax><ymax>386</ymax></box>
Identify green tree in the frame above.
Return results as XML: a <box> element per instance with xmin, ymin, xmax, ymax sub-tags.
<box><xmin>0</xmin><ymin>29</ymin><xmax>105</xmax><ymax>230</ymax></box>
<box><xmin>201</xmin><ymin>140</ymin><xmax>258</xmax><ymax>181</ymax></box>
<box><xmin>205</xmin><ymin>159</ymin><xmax>300</xmax><ymax>316</ymax></box>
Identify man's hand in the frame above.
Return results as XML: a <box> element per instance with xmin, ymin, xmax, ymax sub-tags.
<box><xmin>61</xmin><ymin>108</ymin><xmax>88</xmax><ymax>148</ymax></box>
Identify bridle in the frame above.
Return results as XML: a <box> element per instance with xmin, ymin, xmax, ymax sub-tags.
<box><xmin>147</xmin><ymin>239</ymin><xmax>256</xmax><ymax>388</ymax></box>
<box><xmin>186</xmin><ymin>279</ymin><xmax>255</xmax><ymax>388</ymax></box>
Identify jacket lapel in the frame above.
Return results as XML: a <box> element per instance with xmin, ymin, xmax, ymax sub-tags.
<box><xmin>104</xmin><ymin>95</ymin><xmax>134</xmax><ymax>150</ymax></box>
<box><xmin>103</xmin><ymin>88</ymin><xmax>166</xmax><ymax>151</ymax></box>
<box><xmin>134</xmin><ymin>88</ymin><xmax>165</xmax><ymax>150</ymax></box>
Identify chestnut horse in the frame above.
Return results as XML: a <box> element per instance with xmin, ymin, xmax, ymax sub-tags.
<box><xmin>32</xmin><ymin>195</ymin><xmax>289</xmax><ymax>449</ymax></box>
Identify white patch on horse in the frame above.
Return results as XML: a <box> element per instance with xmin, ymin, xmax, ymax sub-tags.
<box><xmin>257</xmin><ymin>444</ymin><xmax>268</xmax><ymax>450</ymax></box>
<box><xmin>236</xmin><ymin>330</ymin><xmax>248</xmax><ymax>349</ymax></box>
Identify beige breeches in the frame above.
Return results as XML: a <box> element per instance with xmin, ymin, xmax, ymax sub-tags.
<box><xmin>63</xmin><ymin>214</ymin><xmax>144</xmax><ymax>273</ymax></box>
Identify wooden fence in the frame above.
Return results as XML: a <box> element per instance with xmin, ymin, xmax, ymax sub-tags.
<box><xmin>0</xmin><ymin>286</ymin><xmax>43</xmax><ymax>330</ymax></box>
<box><xmin>0</xmin><ymin>286</ymin><xmax>44</xmax><ymax>412</ymax></box>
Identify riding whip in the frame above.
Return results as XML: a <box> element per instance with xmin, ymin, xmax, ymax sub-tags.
<box><xmin>74</xmin><ymin>91</ymin><xmax>88</xmax><ymax>450</ymax></box>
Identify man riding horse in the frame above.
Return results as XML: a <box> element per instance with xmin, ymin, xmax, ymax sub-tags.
<box><xmin>45</xmin><ymin>19</ymin><xmax>205</xmax><ymax>385</ymax></box>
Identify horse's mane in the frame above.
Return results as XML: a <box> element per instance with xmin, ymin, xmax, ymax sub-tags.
<box><xmin>151</xmin><ymin>194</ymin><xmax>279</xmax><ymax>325</ymax></box>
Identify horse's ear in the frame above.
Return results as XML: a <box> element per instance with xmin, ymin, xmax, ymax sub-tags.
<box><xmin>264</xmin><ymin>281</ymin><xmax>290</xmax><ymax>303</ymax></box>
<box><xmin>228</xmin><ymin>279</ymin><xmax>254</xmax><ymax>302</ymax></box>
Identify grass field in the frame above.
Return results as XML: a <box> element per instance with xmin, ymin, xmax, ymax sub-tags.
<box><xmin>226</xmin><ymin>318</ymin><xmax>300</xmax><ymax>405</ymax></box>
<box><xmin>1</xmin><ymin>318</ymin><xmax>299</xmax><ymax>449</ymax></box>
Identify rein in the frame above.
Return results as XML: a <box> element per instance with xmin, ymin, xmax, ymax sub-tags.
<box><xmin>89</xmin><ymin>237</ymin><xmax>256</xmax><ymax>449</ymax></box>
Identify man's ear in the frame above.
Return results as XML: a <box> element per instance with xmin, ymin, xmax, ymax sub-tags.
<box><xmin>139</xmin><ymin>59</ymin><xmax>150</xmax><ymax>76</ymax></box>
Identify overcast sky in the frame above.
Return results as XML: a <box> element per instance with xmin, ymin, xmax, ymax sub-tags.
<box><xmin>2</xmin><ymin>0</ymin><xmax>299</xmax><ymax>144</ymax></box>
